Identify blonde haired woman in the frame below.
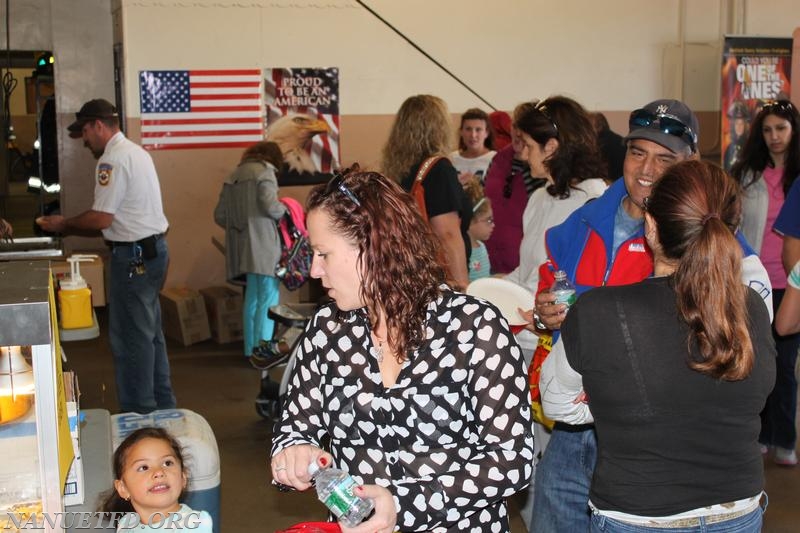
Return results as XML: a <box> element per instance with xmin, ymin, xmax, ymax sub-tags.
<box><xmin>382</xmin><ymin>95</ymin><xmax>471</xmax><ymax>289</ymax></box>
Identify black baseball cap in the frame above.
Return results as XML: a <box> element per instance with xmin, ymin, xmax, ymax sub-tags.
<box><xmin>625</xmin><ymin>99</ymin><xmax>699</xmax><ymax>154</ymax></box>
<box><xmin>67</xmin><ymin>99</ymin><xmax>118</xmax><ymax>138</ymax></box>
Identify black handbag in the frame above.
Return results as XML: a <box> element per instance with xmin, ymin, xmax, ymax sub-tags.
<box><xmin>275</xmin><ymin>211</ymin><xmax>312</xmax><ymax>291</ymax></box>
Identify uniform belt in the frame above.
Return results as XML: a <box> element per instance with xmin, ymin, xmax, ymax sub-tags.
<box><xmin>107</xmin><ymin>233</ymin><xmax>163</xmax><ymax>247</ymax></box>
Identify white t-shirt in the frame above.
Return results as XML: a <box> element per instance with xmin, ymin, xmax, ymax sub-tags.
<box><xmin>117</xmin><ymin>504</ymin><xmax>213</xmax><ymax>532</ymax></box>
<box><xmin>92</xmin><ymin>132</ymin><xmax>169</xmax><ymax>242</ymax></box>
<box><xmin>449</xmin><ymin>150</ymin><xmax>497</xmax><ymax>182</ymax></box>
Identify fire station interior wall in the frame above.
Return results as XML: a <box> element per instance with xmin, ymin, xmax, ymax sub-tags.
<box><xmin>2</xmin><ymin>0</ymin><xmax>799</xmax><ymax>291</ymax></box>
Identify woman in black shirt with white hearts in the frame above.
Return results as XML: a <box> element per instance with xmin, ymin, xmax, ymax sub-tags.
<box><xmin>270</xmin><ymin>169</ymin><xmax>534</xmax><ymax>533</ymax></box>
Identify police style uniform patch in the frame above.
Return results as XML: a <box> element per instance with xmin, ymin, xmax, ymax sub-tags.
<box><xmin>97</xmin><ymin>163</ymin><xmax>113</xmax><ymax>186</ymax></box>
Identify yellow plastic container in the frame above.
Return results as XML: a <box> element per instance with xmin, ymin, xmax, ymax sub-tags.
<box><xmin>58</xmin><ymin>255</ymin><xmax>96</xmax><ymax>329</ymax></box>
<box><xmin>59</xmin><ymin>286</ymin><xmax>93</xmax><ymax>329</ymax></box>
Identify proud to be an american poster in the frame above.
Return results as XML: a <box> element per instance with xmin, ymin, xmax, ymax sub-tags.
<box><xmin>264</xmin><ymin>68</ymin><xmax>340</xmax><ymax>178</ymax></box>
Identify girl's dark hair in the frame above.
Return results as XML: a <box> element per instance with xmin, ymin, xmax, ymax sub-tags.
<box><xmin>457</xmin><ymin>107</ymin><xmax>494</xmax><ymax>151</ymax></box>
<box><xmin>513</xmin><ymin>95</ymin><xmax>606</xmax><ymax>198</ymax></box>
<box><xmin>307</xmin><ymin>169</ymin><xmax>446</xmax><ymax>362</ymax></box>
<box><xmin>241</xmin><ymin>140</ymin><xmax>284</xmax><ymax>167</ymax></box>
<box><xmin>646</xmin><ymin>160</ymin><xmax>753</xmax><ymax>381</ymax></box>
<box><xmin>730</xmin><ymin>99</ymin><xmax>800</xmax><ymax>194</ymax></box>
<box><xmin>99</xmin><ymin>428</ymin><xmax>187</xmax><ymax>523</ymax></box>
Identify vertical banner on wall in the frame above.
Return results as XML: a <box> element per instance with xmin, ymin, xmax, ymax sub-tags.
<box><xmin>139</xmin><ymin>69</ymin><xmax>264</xmax><ymax>150</ymax></box>
<box><xmin>721</xmin><ymin>36</ymin><xmax>792</xmax><ymax>171</ymax></box>
<box><xmin>264</xmin><ymin>68</ymin><xmax>339</xmax><ymax>181</ymax></box>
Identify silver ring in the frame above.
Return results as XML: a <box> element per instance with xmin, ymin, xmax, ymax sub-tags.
<box><xmin>275</xmin><ymin>466</ymin><xmax>287</xmax><ymax>471</ymax></box>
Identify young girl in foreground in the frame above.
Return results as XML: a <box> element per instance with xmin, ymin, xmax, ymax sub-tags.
<box><xmin>101</xmin><ymin>427</ymin><xmax>213</xmax><ymax>532</ymax></box>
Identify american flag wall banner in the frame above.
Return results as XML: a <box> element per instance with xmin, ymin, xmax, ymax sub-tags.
<box><xmin>139</xmin><ymin>69</ymin><xmax>264</xmax><ymax>150</ymax></box>
<box><xmin>264</xmin><ymin>68</ymin><xmax>340</xmax><ymax>174</ymax></box>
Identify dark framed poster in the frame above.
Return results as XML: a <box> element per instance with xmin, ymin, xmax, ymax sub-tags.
<box><xmin>264</xmin><ymin>68</ymin><xmax>339</xmax><ymax>185</ymax></box>
<box><xmin>721</xmin><ymin>36</ymin><xmax>792</xmax><ymax>171</ymax></box>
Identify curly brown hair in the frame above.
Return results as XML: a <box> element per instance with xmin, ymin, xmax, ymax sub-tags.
<box><xmin>381</xmin><ymin>95</ymin><xmax>453</xmax><ymax>183</ymax></box>
<box><xmin>307</xmin><ymin>169</ymin><xmax>447</xmax><ymax>362</ymax></box>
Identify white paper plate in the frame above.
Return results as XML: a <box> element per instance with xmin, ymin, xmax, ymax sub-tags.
<box><xmin>466</xmin><ymin>278</ymin><xmax>534</xmax><ymax>326</ymax></box>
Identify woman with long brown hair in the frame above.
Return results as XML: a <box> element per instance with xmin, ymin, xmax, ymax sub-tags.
<box><xmin>381</xmin><ymin>95</ymin><xmax>471</xmax><ymax>289</ymax></box>
<box><xmin>269</xmin><ymin>169</ymin><xmax>533</xmax><ymax>532</ymax></box>
<box><xmin>542</xmin><ymin>160</ymin><xmax>775</xmax><ymax>531</ymax></box>
<box><xmin>731</xmin><ymin>99</ymin><xmax>800</xmax><ymax>466</ymax></box>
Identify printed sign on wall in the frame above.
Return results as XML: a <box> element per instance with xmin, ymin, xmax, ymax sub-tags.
<box><xmin>139</xmin><ymin>69</ymin><xmax>264</xmax><ymax>150</ymax></box>
<box><xmin>721</xmin><ymin>37</ymin><xmax>792</xmax><ymax>171</ymax></box>
<box><xmin>264</xmin><ymin>68</ymin><xmax>339</xmax><ymax>180</ymax></box>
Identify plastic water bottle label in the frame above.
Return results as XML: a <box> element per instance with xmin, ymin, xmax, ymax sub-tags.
<box><xmin>553</xmin><ymin>289</ymin><xmax>576</xmax><ymax>307</ymax></box>
<box><xmin>324</xmin><ymin>475</ymin><xmax>360</xmax><ymax>518</ymax></box>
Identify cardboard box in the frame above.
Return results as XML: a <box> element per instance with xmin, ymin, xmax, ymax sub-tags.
<box><xmin>200</xmin><ymin>286</ymin><xmax>243</xmax><ymax>344</ymax></box>
<box><xmin>51</xmin><ymin>254</ymin><xmax>106</xmax><ymax>307</ymax></box>
<box><xmin>63</xmin><ymin>371</ymin><xmax>84</xmax><ymax>506</ymax></box>
<box><xmin>160</xmin><ymin>288</ymin><xmax>211</xmax><ymax>346</ymax></box>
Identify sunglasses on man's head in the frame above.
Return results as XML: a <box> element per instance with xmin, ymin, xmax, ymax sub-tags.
<box><xmin>325</xmin><ymin>171</ymin><xmax>361</xmax><ymax>207</ymax></box>
<box><xmin>629</xmin><ymin>108</ymin><xmax>697</xmax><ymax>152</ymax></box>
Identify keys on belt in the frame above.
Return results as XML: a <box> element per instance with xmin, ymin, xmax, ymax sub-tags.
<box><xmin>129</xmin><ymin>244</ymin><xmax>146</xmax><ymax>278</ymax></box>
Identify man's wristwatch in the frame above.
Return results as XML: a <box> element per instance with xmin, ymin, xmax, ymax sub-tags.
<box><xmin>533</xmin><ymin>312</ymin><xmax>547</xmax><ymax>331</ymax></box>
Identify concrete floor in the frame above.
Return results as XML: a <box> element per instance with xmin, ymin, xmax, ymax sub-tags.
<box><xmin>63</xmin><ymin>308</ymin><xmax>799</xmax><ymax>532</ymax></box>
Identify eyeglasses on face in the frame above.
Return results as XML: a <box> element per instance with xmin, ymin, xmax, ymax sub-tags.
<box><xmin>476</xmin><ymin>216</ymin><xmax>494</xmax><ymax>225</ymax></box>
<box><xmin>629</xmin><ymin>108</ymin><xmax>697</xmax><ymax>152</ymax></box>
<box><xmin>325</xmin><ymin>171</ymin><xmax>361</xmax><ymax>207</ymax></box>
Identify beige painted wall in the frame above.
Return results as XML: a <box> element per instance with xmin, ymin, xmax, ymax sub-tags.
<box><xmin>4</xmin><ymin>0</ymin><xmax>799</xmax><ymax>291</ymax></box>
<box><xmin>111</xmin><ymin>0</ymin><xmax>800</xmax><ymax>290</ymax></box>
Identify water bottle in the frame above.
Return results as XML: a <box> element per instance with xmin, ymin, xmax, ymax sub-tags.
<box><xmin>551</xmin><ymin>270</ymin><xmax>576</xmax><ymax>312</ymax></box>
<box><xmin>308</xmin><ymin>461</ymin><xmax>374</xmax><ymax>527</ymax></box>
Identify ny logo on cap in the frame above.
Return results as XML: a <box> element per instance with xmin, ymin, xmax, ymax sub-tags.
<box><xmin>656</xmin><ymin>104</ymin><xmax>669</xmax><ymax>114</ymax></box>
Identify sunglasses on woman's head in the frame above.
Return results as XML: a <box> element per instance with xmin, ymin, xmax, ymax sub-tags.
<box><xmin>535</xmin><ymin>101</ymin><xmax>559</xmax><ymax>136</ymax></box>
<box><xmin>325</xmin><ymin>171</ymin><xmax>361</xmax><ymax>207</ymax></box>
<box><xmin>761</xmin><ymin>100</ymin><xmax>794</xmax><ymax>115</ymax></box>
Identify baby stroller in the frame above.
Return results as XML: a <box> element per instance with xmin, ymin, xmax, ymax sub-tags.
<box><xmin>253</xmin><ymin>302</ymin><xmax>316</xmax><ymax>420</ymax></box>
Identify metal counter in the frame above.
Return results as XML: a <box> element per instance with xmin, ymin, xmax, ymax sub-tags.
<box><xmin>0</xmin><ymin>236</ymin><xmax>62</xmax><ymax>262</ymax></box>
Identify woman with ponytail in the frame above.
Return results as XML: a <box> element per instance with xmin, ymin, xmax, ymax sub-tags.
<box><xmin>544</xmin><ymin>160</ymin><xmax>776</xmax><ymax>532</ymax></box>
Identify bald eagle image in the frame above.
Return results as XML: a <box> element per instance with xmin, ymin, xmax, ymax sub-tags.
<box><xmin>265</xmin><ymin>113</ymin><xmax>330</xmax><ymax>174</ymax></box>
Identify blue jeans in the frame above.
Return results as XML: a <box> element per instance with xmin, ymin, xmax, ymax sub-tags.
<box><xmin>589</xmin><ymin>505</ymin><xmax>764</xmax><ymax>532</ymax></box>
<box><xmin>532</xmin><ymin>425</ymin><xmax>597</xmax><ymax>532</ymax></box>
<box><xmin>109</xmin><ymin>236</ymin><xmax>176</xmax><ymax>413</ymax></box>
<box><xmin>243</xmin><ymin>273</ymin><xmax>280</xmax><ymax>356</ymax></box>
<box><xmin>760</xmin><ymin>288</ymin><xmax>800</xmax><ymax>450</ymax></box>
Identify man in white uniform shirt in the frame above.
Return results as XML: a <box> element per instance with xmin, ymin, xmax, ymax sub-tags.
<box><xmin>38</xmin><ymin>98</ymin><xmax>175</xmax><ymax>414</ymax></box>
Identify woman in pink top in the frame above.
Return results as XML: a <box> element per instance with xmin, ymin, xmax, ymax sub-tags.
<box><xmin>732</xmin><ymin>99</ymin><xmax>800</xmax><ymax>466</ymax></box>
